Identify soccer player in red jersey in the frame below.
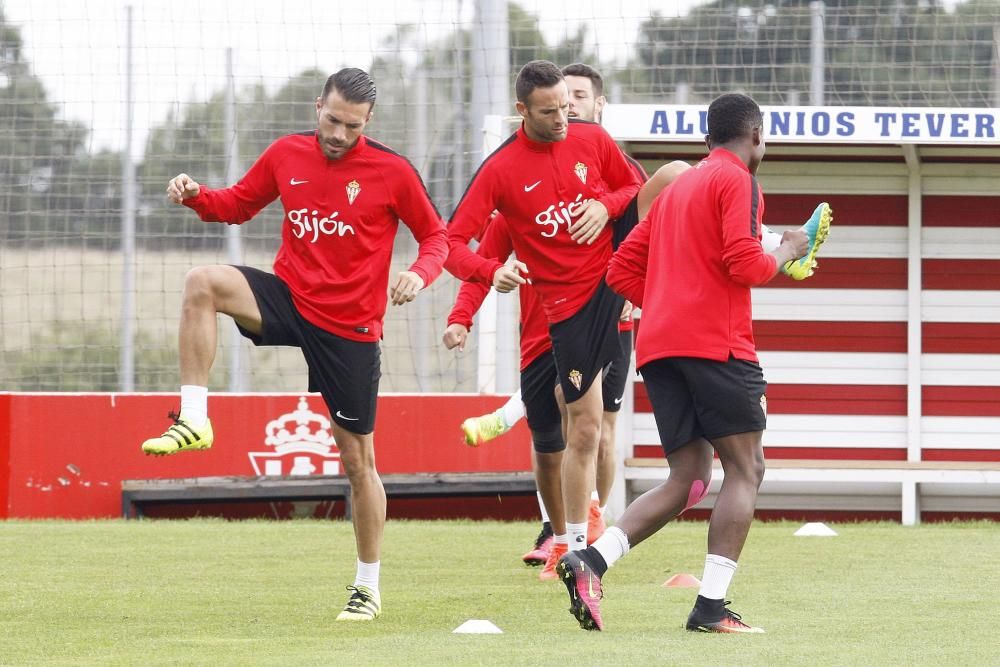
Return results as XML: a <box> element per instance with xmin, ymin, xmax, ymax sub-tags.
<box><xmin>140</xmin><ymin>68</ymin><xmax>448</xmax><ymax>622</ymax></box>
<box><xmin>556</xmin><ymin>93</ymin><xmax>809</xmax><ymax>634</ymax></box>
<box><xmin>453</xmin><ymin>62</ymin><xmax>692</xmax><ymax>569</ymax></box>
<box><xmin>446</xmin><ymin>60</ymin><xmax>642</xmax><ymax>559</ymax></box>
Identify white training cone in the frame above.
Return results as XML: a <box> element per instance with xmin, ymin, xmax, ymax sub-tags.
<box><xmin>453</xmin><ymin>619</ymin><xmax>503</xmax><ymax>634</ymax></box>
<box><xmin>794</xmin><ymin>522</ymin><xmax>838</xmax><ymax>537</ymax></box>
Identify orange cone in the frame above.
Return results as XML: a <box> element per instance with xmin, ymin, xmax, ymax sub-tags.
<box><xmin>662</xmin><ymin>573</ymin><xmax>701</xmax><ymax>588</ymax></box>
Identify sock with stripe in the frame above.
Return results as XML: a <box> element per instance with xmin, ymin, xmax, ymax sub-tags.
<box><xmin>591</xmin><ymin>526</ymin><xmax>629</xmax><ymax>570</ymax></box>
<box><xmin>566</xmin><ymin>521</ymin><xmax>588</xmax><ymax>551</ymax></box>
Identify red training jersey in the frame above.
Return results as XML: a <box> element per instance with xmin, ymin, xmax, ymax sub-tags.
<box><xmin>447</xmin><ymin>214</ymin><xmax>550</xmax><ymax>371</ymax></box>
<box><xmin>607</xmin><ymin>148</ymin><xmax>777</xmax><ymax>366</ymax></box>
<box><xmin>446</xmin><ymin>120</ymin><xmax>642</xmax><ymax>323</ymax></box>
<box><xmin>182</xmin><ymin>132</ymin><xmax>448</xmax><ymax>342</ymax></box>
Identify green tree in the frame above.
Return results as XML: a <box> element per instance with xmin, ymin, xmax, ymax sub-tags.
<box><xmin>628</xmin><ymin>0</ymin><xmax>999</xmax><ymax>107</ymax></box>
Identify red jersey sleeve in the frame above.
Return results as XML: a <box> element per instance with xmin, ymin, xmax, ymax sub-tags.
<box><xmin>447</xmin><ymin>215</ymin><xmax>515</xmax><ymax>329</ymax></box>
<box><xmin>183</xmin><ymin>141</ymin><xmax>281</xmax><ymax>223</ymax></box>
<box><xmin>607</xmin><ymin>206</ymin><xmax>652</xmax><ymax>307</ymax></box>
<box><xmin>718</xmin><ymin>171</ymin><xmax>777</xmax><ymax>287</ymax></box>
<box><xmin>393</xmin><ymin>163</ymin><xmax>448</xmax><ymax>287</ymax></box>
<box><xmin>595</xmin><ymin>129</ymin><xmax>642</xmax><ymax>219</ymax></box>
<box><xmin>445</xmin><ymin>162</ymin><xmax>504</xmax><ymax>285</ymax></box>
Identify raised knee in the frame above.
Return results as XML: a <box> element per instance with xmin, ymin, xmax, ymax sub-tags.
<box><xmin>182</xmin><ymin>266</ymin><xmax>216</xmax><ymax>302</ymax></box>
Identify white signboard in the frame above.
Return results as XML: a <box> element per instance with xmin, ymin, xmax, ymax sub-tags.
<box><xmin>603</xmin><ymin>104</ymin><xmax>1000</xmax><ymax>145</ymax></box>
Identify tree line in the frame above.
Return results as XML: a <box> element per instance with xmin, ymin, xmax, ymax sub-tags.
<box><xmin>0</xmin><ymin>0</ymin><xmax>997</xmax><ymax>248</ymax></box>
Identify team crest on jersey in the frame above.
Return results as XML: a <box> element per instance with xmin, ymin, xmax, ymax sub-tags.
<box><xmin>574</xmin><ymin>162</ymin><xmax>588</xmax><ymax>184</ymax></box>
<box><xmin>568</xmin><ymin>369</ymin><xmax>583</xmax><ymax>391</ymax></box>
<box><xmin>760</xmin><ymin>394</ymin><xmax>767</xmax><ymax>416</ymax></box>
<box><xmin>346</xmin><ymin>179</ymin><xmax>361</xmax><ymax>205</ymax></box>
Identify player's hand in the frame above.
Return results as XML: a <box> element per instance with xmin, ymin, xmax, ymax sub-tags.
<box><xmin>772</xmin><ymin>229</ymin><xmax>810</xmax><ymax>271</ymax></box>
<box><xmin>781</xmin><ymin>229</ymin><xmax>809</xmax><ymax>259</ymax></box>
<box><xmin>166</xmin><ymin>173</ymin><xmax>201</xmax><ymax>204</ymax></box>
<box><xmin>568</xmin><ymin>199</ymin><xmax>609</xmax><ymax>245</ymax></box>
<box><xmin>389</xmin><ymin>270</ymin><xmax>425</xmax><ymax>306</ymax></box>
<box><xmin>442</xmin><ymin>323</ymin><xmax>469</xmax><ymax>351</ymax></box>
<box><xmin>620</xmin><ymin>300</ymin><xmax>633</xmax><ymax>322</ymax></box>
<box><xmin>493</xmin><ymin>259</ymin><xmax>528</xmax><ymax>293</ymax></box>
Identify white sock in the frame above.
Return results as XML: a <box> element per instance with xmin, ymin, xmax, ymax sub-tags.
<box><xmin>590</xmin><ymin>490</ymin><xmax>600</xmax><ymax>503</ymax></box>
<box><xmin>698</xmin><ymin>554</ymin><xmax>738</xmax><ymax>600</ymax></box>
<box><xmin>498</xmin><ymin>390</ymin><xmax>525</xmax><ymax>429</ymax></box>
<box><xmin>554</xmin><ymin>533</ymin><xmax>568</xmax><ymax>546</ymax></box>
<box><xmin>179</xmin><ymin>385</ymin><xmax>208</xmax><ymax>426</ymax></box>
<box><xmin>566</xmin><ymin>521</ymin><xmax>588</xmax><ymax>551</ymax></box>
<box><xmin>591</xmin><ymin>526</ymin><xmax>629</xmax><ymax>568</ymax></box>
<box><xmin>599</xmin><ymin>504</ymin><xmax>608</xmax><ymax>517</ymax></box>
<box><xmin>761</xmin><ymin>225</ymin><xmax>782</xmax><ymax>253</ymax></box>
<box><xmin>354</xmin><ymin>559</ymin><xmax>380</xmax><ymax>594</ymax></box>
<box><xmin>536</xmin><ymin>492</ymin><xmax>550</xmax><ymax>524</ymax></box>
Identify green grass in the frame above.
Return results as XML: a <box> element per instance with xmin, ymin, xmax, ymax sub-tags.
<box><xmin>0</xmin><ymin>519</ymin><xmax>996</xmax><ymax>665</ymax></box>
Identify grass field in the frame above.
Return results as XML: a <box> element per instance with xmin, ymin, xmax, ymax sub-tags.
<box><xmin>0</xmin><ymin>519</ymin><xmax>997</xmax><ymax>665</ymax></box>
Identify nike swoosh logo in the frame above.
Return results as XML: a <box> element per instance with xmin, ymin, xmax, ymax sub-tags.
<box><xmin>614</xmin><ymin>397</ymin><xmax>623</xmax><ymax>405</ymax></box>
<box><xmin>335</xmin><ymin>410</ymin><xmax>359</xmax><ymax>421</ymax></box>
<box><xmin>290</xmin><ymin>178</ymin><xmax>308</xmax><ymax>186</ymax></box>
<box><xmin>524</xmin><ymin>180</ymin><xmax>542</xmax><ymax>192</ymax></box>
<box><xmin>587</xmin><ymin>573</ymin><xmax>599</xmax><ymax>599</ymax></box>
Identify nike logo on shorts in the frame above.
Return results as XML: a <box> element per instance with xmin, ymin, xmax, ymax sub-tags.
<box><xmin>335</xmin><ymin>410</ymin><xmax>359</xmax><ymax>421</ymax></box>
<box><xmin>524</xmin><ymin>180</ymin><xmax>542</xmax><ymax>192</ymax></box>
<box><xmin>614</xmin><ymin>397</ymin><xmax>623</xmax><ymax>405</ymax></box>
<box><xmin>290</xmin><ymin>178</ymin><xmax>308</xmax><ymax>186</ymax></box>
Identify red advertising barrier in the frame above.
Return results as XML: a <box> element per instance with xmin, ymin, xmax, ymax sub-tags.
<box><xmin>0</xmin><ymin>393</ymin><xmax>531</xmax><ymax>519</ymax></box>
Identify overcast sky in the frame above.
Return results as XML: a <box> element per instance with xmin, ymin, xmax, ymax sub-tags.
<box><xmin>2</xmin><ymin>0</ymin><xmax>709</xmax><ymax>155</ymax></box>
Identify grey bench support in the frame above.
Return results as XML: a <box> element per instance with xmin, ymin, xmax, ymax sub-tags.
<box><xmin>624</xmin><ymin>458</ymin><xmax>1000</xmax><ymax>525</ymax></box>
<box><xmin>122</xmin><ymin>471</ymin><xmax>537</xmax><ymax>519</ymax></box>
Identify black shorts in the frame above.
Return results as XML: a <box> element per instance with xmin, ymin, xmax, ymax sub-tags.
<box><xmin>234</xmin><ymin>266</ymin><xmax>381</xmax><ymax>435</ymax></box>
<box><xmin>520</xmin><ymin>352</ymin><xmax>565</xmax><ymax>454</ymax></box>
<box><xmin>612</xmin><ymin>196</ymin><xmax>640</xmax><ymax>249</ymax></box>
<box><xmin>602</xmin><ymin>329</ymin><xmax>633</xmax><ymax>413</ymax></box>
<box><xmin>549</xmin><ymin>280</ymin><xmax>624</xmax><ymax>404</ymax></box>
<box><xmin>639</xmin><ymin>355</ymin><xmax>767</xmax><ymax>456</ymax></box>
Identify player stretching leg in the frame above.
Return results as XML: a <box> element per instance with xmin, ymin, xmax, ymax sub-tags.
<box><xmin>446</xmin><ymin>61</ymin><xmax>643</xmax><ymax>569</ymax></box>
<box><xmin>558</xmin><ymin>93</ymin><xmax>810</xmax><ymax>633</ymax></box>
<box><xmin>140</xmin><ymin>69</ymin><xmax>448</xmax><ymax>622</ymax></box>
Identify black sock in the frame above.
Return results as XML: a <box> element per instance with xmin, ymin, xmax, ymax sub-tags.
<box><xmin>585</xmin><ymin>547</ymin><xmax>609</xmax><ymax>577</ymax></box>
<box><xmin>694</xmin><ymin>594</ymin><xmax>724</xmax><ymax>611</ymax></box>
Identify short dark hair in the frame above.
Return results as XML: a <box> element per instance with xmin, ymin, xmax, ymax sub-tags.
<box><xmin>707</xmin><ymin>93</ymin><xmax>763</xmax><ymax>145</ymax></box>
<box><xmin>561</xmin><ymin>63</ymin><xmax>603</xmax><ymax>97</ymax></box>
<box><xmin>322</xmin><ymin>68</ymin><xmax>377</xmax><ymax>108</ymax></box>
<box><xmin>515</xmin><ymin>60</ymin><xmax>564</xmax><ymax>104</ymax></box>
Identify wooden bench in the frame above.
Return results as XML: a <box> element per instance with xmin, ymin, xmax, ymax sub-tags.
<box><xmin>122</xmin><ymin>471</ymin><xmax>537</xmax><ymax>519</ymax></box>
<box><xmin>623</xmin><ymin>458</ymin><xmax>1000</xmax><ymax>525</ymax></box>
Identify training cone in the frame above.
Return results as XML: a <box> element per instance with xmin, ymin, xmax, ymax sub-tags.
<box><xmin>794</xmin><ymin>522</ymin><xmax>838</xmax><ymax>537</ymax></box>
<box><xmin>662</xmin><ymin>573</ymin><xmax>701</xmax><ymax>588</ymax></box>
<box><xmin>453</xmin><ymin>619</ymin><xmax>503</xmax><ymax>634</ymax></box>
